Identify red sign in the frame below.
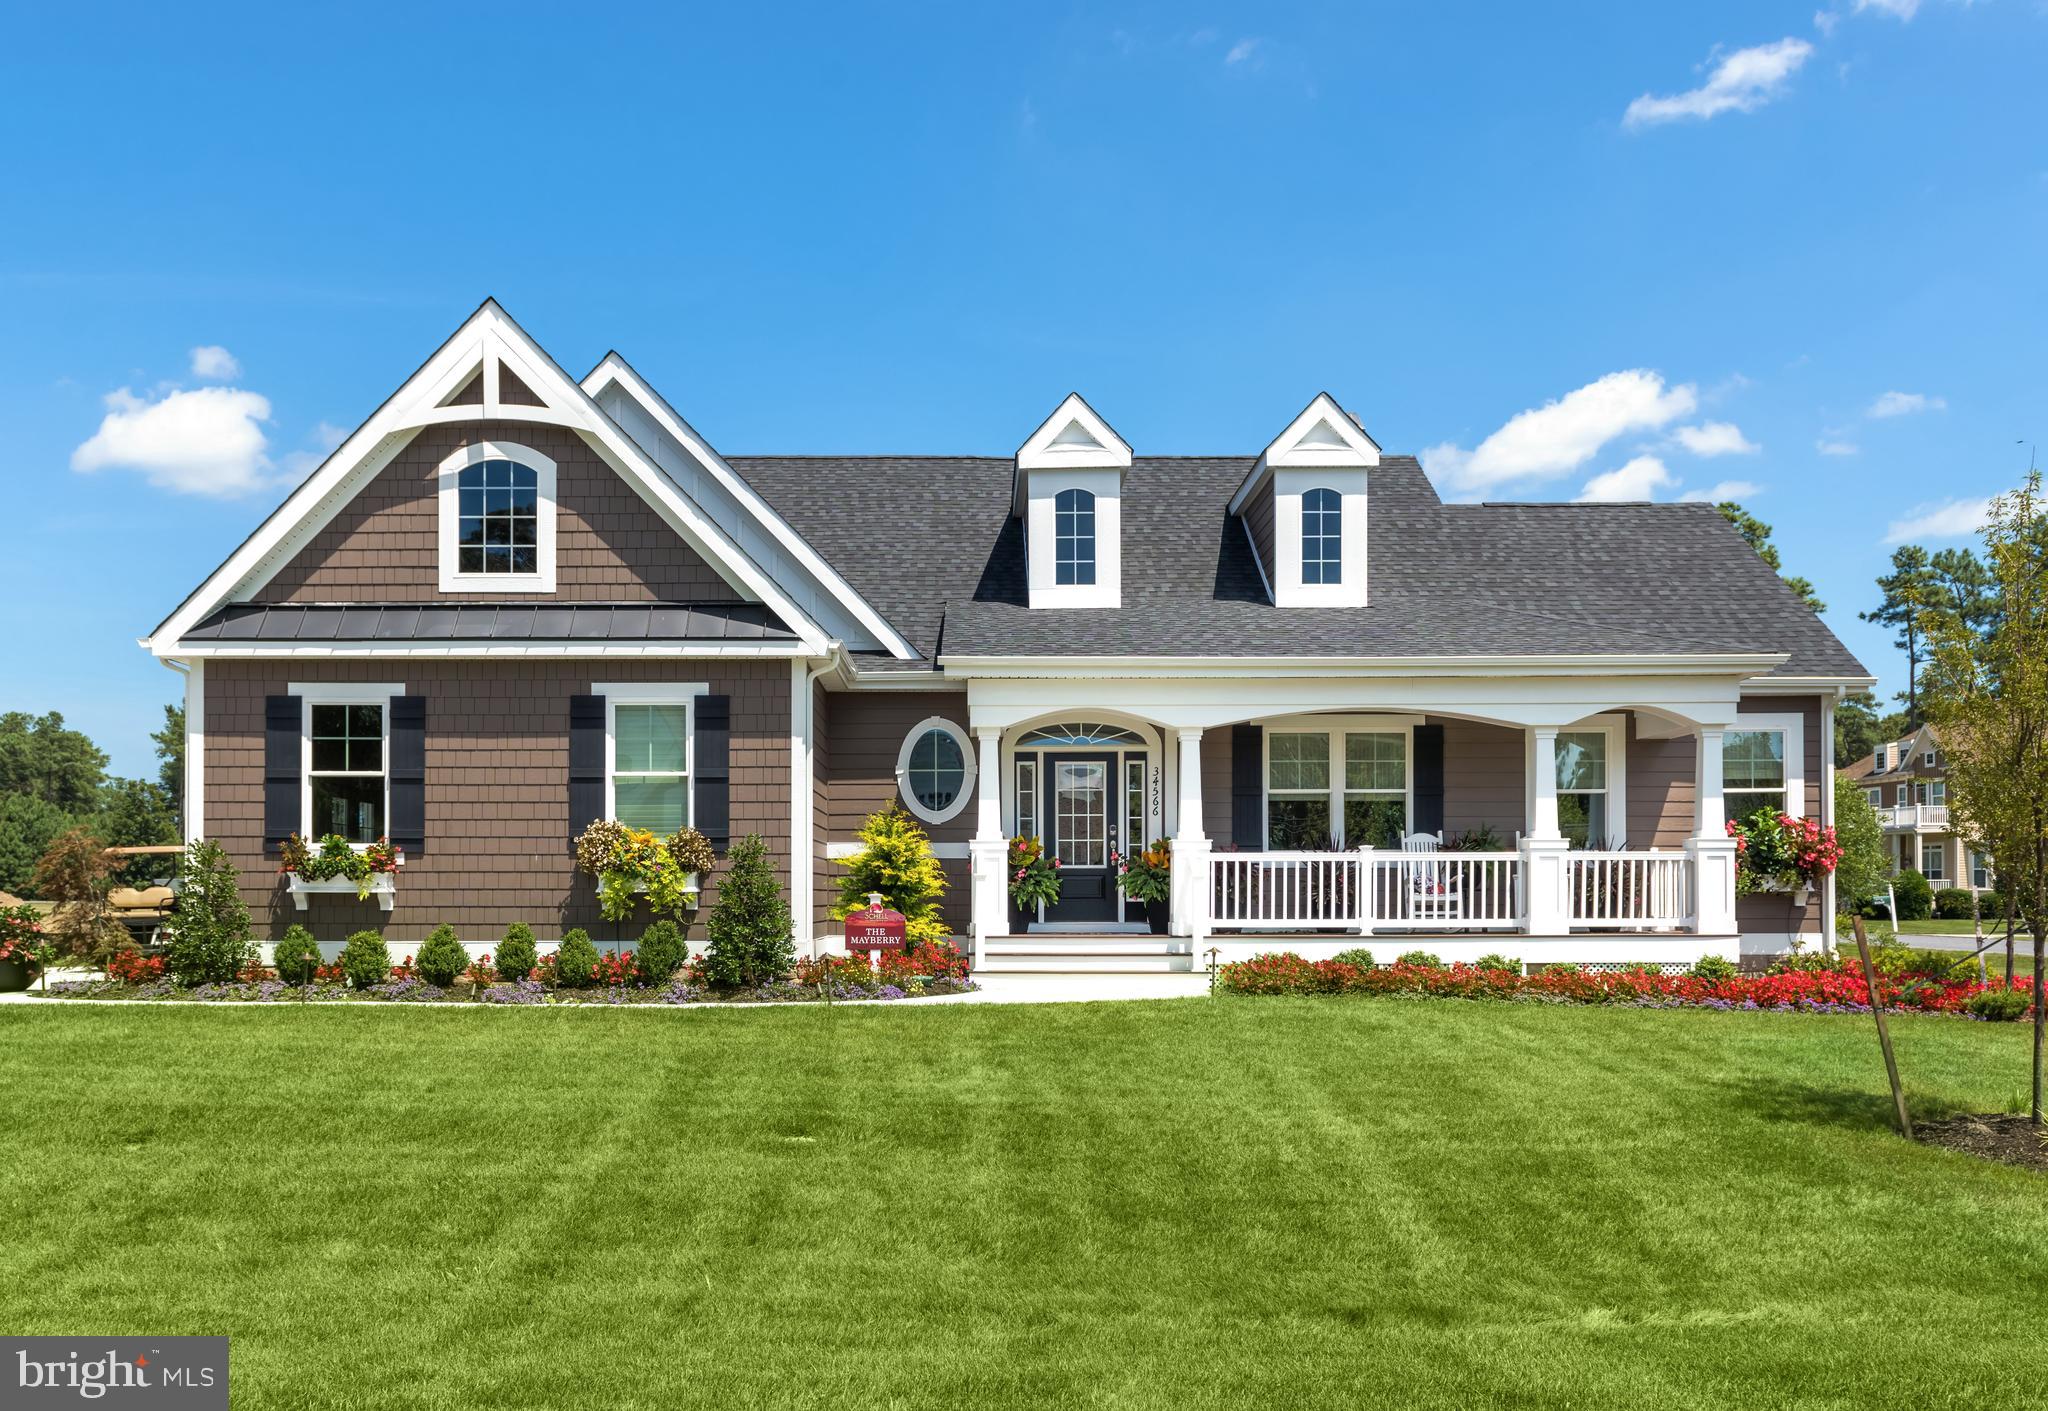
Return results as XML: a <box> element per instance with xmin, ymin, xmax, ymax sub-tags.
<box><xmin>845</xmin><ymin>900</ymin><xmax>906</xmax><ymax>952</ymax></box>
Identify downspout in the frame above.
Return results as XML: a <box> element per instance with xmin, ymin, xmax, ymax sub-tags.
<box><xmin>792</xmin><ymin>649</ymin><xmax>840</xmax><ymax>959</ymax></box>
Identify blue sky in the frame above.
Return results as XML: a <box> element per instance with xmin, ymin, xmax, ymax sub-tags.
<box><xmin>3</xmin><ymin>2</ymin><xmax>2043</xmax><ymax>776</ymax></box>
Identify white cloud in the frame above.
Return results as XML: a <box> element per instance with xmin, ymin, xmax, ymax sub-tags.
<box><xmin>1816</xmin><ymin>438</ymin><xmax>1859</xmax><ymax>456</ymax></box>
<box><xmin>71</xmin><ymin>385</ymin><xmax>276</xmax><ymax>497</ymax></box>
<box><xmin>1883</xmin><ymin>497</ymin><xmax>1991</xmax><ymax>544</ymax></box>
<box><xmin>1670</xmin><ymin>421</ymin><xmax>1760</xmax><ymax>457</ymax></box>
<box><xmin>1814</xmin><ymin>9</ymin><xmax>1841</xmax><ymax>36</ymax></box>
<box><xmin>1576</xmin><ymin>455</ymin><xmax>1679</xmax><ymax>503</ymax></box>
<box><xmin>1867</xmin><ymin>390</ymin><xmax>1946</xmax><ymax>418</ymax></box>
<box><xmin>188</xmin><ymin>345</ymin><xmax>241</xmax><ymax>381</ymax></box>
<box><xmin>1854</xmin><ymin>0</ymin><xmax>1920</xmax><ymax>18</ymax></box>
<box><xmin>1679</xmin><ymin>479</ymin><xmax>1764</xmax><ymax>503</ymax></box>
<box><xmin>1423</xmin><ymin>370</ymin><xmax>1697</xmax><ymax>495</ymax></box>
<box><xmin>1225</xmin><ymin>37</ymin><xmax>1259</xmax><ymax>65</ymax></box>
<box><xmin>1624</xmin><ymin>38</ymin><xmax>1815</xmax><ymax>128</ymax></box>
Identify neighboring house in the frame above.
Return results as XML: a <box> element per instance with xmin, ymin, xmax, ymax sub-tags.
<box><xmin>1838</xmin><ymin>725</ymin><xmax>1993</xmax><ymax>894</ymax></box>
<box><xmin>146</xmin><ymin>302</ymin><xmax>1873</xmax><ymax>974</ymax></box>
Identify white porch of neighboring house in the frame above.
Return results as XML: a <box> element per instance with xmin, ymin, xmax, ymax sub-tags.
<box><xmin>956</xmin><ymin>664</ymin><xmax>1793</xmax><ymax>975</ymax></box>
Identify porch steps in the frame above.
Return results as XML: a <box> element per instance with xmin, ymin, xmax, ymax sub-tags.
<box><xmin>976</xmin><ymin>938</ymin><xmax>1194</xmax><ymax>975</ymax></box>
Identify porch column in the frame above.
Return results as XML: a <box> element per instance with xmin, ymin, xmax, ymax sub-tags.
<box><xmin>1522</xmin><ymin>727</ymin><xmax>1570</xmax><ymax>934</ymax></box>
<box><xmin>967</xmin><ymin>726</ymin><xmax>1009</xmax><ymax>954</ymax></box>
<box><xmin>1685</xmin><ymin>726</ymin><xmax>1738</xmax><ymax>936</ymax></box>
<box><xmin>1170</xmin><ymin>728</ymin><xmax>1211</xmax><ymax>942</ymax></box>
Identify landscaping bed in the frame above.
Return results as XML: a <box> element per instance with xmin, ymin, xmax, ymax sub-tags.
<box><xmin>1916</xmin><ymin>1112</ymin><xmax>2048</xmax><ymax>1174</ymax></box>
<box><xmin>1215</xmin><ymin>948</ymin><xmax>2038</xmax><ymax>1020</ymax></box>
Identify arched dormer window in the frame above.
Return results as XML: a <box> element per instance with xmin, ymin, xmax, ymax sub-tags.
<box><xmin>437</xmin><ymin>440</ymin><xmax>558</xmax><ymax>592</ymax></box>
<box><xmin>1055</xmin><ymin>488</ymin><xmax>1096</xmax><ymax>586</ymax></box>
<box><xmin>1302</xmin><ymin>487</ymin><xmax>1342</xmax><ymax>585</ymax></box>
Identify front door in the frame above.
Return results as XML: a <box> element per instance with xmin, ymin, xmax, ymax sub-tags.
<box><xmin>1042</xmin><ymin>752</ymin><xmax>1120</xmax><ymax>925</ymax></box>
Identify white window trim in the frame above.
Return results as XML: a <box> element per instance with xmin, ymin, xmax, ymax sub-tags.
<box><xmin>437</xmin><ymin>440</ymin><xmax>559</xmax><ymax>594</ymax></box>
<box><xmin>1924</xmin><ymin>750</ymin><xmax>1937</xmax><ymax>768</ymax></box>
<box><xmin>293</xmin><ymin>681</ymin><xmax>404</xmax><ymax>846</ymax></box>
<box><xmin>1727</xmin><ymin>711</ymin><xmax>1807</xmax><ymax>821</ymax></box>
<box><xmin>594</xmin><ymin>682</ymin><xmax>707</xmax><ymax>831</ymax></box>
<box><xmin>896</xmin><ymin>716</ymin><xmax>976</xmax><ymax>826</ymax></box>
<box><xmin>1920</xmin><ymin>844</ymin><xmax>1946</xmax><ymax>880</ymax></box>
<box><xmin>1261</xmin><ymin>714</ymin><xmax>1419</xmax><ymax>849</ymax></box>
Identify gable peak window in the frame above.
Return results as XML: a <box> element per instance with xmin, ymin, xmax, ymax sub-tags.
<box><xmin>1054</xmin><ymin>488</ymin><xmax>1096</xmax><ymax>586</ymax></box>
<box><xmin>1302</xmin><ymin>487</ymin><xmax>1342</xmax><ymax>585</ymax></box>
<box><xmin>438</xmin><ymin>440</ymin><xmax>558</xmax><ymax>593</ymax></box>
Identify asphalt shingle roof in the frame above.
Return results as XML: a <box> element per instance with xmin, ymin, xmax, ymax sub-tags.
<box><xmin>727</xmin><ymin>454</ymin><xmax>1868</xmax><ymax>679</ymax></box>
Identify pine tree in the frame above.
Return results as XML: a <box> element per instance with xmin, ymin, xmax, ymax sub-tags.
<box><xmin>832</xmin><ymin>804</ymin><xmax>949</xmax><ymax>945</ymax></box>
<box><xmin>1864</xmin><ymin>545</ymin><xmax>1937</xmax><ymax>724</ymax></box>
<box><xmin>161</xmin><ymin>838</ymin><xmax>255</xmax><ymax>985</ymax></box>
<box><xmin>702</xmin><ymin>833</ymin><xmax>794</xmax><ymax>989</ymax></box>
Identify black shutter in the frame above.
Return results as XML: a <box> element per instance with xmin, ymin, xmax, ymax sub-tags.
<box><xmin>263</xmin><ymin>694</ymin><xmax>301</xmax><ymax>856</ymax></box>
<box><xmin>568</xmin><ymin>695</ymin><xmax>606</xmax><ymax>843</ymax></box>
<box><xmin>1230</xmin><ymin>722</ymin><xmax>1264</xmax><ymax>850</ymax></box>
<box><xmin>388</xmin><ymin>695</ymin><xmax>426</xmax><ymax>856</ymax></box>
<box><xmin>695</xmin><ymin>694</ymin><xmax>731</xmax><ymax>850</ymax></box>
<box><xmin>1413</xmin><ymin>723</ymin><xmax>1445</xmax><ymax>839</ymax></box>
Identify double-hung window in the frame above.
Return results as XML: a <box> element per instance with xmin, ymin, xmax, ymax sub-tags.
<box><xmin>307</xmin><ymin>702</ymin><xmax>386</xmax><ymax>842</ymax></box>
<box><xmin>1302</xmin><ymin>487</ymin><xmax>1342</xmax><ymax>585</ymax></box>
<box><xmin>1054</xmin><ymin>488</ymin><xmax>1096</xmax><ymax>586</ymax></box>
<box><xmin>1971</xmin><ymin>850</ymin><xmax>1992</xmax><ymax>890</ymax></box>
<box><xmin>609</xmin><ymin>698</ymin><xmax>692</xmax><ymax>833</ymax></box>
<box><xmin>1921</xmin><ymin>844</ymin><xmax>1946</xmax><ymax>880</ymax></box>
<box><xmin>1555</xmin><ymin>731</ymin><xmax>1610</xmax><ymax>848</ymax></box>
<box><xmin>1266</xmin><ymin>727</ymin><xmax>1410</xmax><ymax>850</ymax></box>
<box><xmin>1724</xmin><ymin>729</ymin><xmax>1790</xmax><ymax>823</ymax></box>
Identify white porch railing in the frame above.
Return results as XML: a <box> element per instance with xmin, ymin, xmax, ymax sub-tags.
<box><xmin>1209</xmin><ymin>852</ymin><xmax>1364</xmax><ymax>930</ymax></box>
<box><xmin>1878</xmin><ymin>802</ymin><xmax>1948</xmax><ymax>830</ymax></box>
<box><xmin>1562</xmin><ymin>851</ymin><xmax>1691</xmax><ymax>931</ymax></box>
<box><xmin>1202</xmin><ymin>846</ymin><xmax>1697</xmax><ymax>935</ymax></box>
<box><xmin>1369</xmin><ymin>852</ymin><xmax>1523</xmax><ymax>931</ymax></box>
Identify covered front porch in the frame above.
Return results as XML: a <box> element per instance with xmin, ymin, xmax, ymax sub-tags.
<box><xmin>955</xmin><ymin>659</ymin><xmax>1805</xmax><ymax>968</ymax></box>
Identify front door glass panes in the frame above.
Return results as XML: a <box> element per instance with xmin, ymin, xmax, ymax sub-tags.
<box><xmin>1054</xmin><ymin>762</ymin><xmax>1107</xmax><ymax>866</ymax></box>
<box><xmin>613</xmin><ymin>703</ymin><xmax>689</xmax><ymax>833</ymax></box>
<box><xmin>1015</xmin><ymin>759</ymin><xmax>1038</xmax><ymax>841</ymax></box>
<box><xmin>1556</xmin><ymin>730</ymin><xmax>1608</xmax><ymax>849</ymax></box>
<box><xmin>1124</xmin><ymin>759</ymin><xmax>1146</xmax><ymax>854</ymax></box>
<box><xmin>457</xmin><ymin>459</ymin><xmax>539</xmax><ymax>574</ymax></box>
<box><xmin>309</xmin><ymin>703</ymin><xmax>384</xmax><ymax>842</ymax></box>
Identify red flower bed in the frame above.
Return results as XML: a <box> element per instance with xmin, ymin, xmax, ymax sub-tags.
<box><xmin>1216</xmin><ymin>954</ymin><xmax>2034</xmax><ymax>1017</ymax></box>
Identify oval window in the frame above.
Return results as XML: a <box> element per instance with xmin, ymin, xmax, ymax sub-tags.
<box><xmin>897</xmin><ymin>720</ymin><xmax>974</xmax><ymax>823</ymax></box>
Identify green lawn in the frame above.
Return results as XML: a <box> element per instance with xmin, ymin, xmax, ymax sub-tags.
<box><xmin>5</xmin><ymin>1001</ymin><xmax>2045</xmax><ymax>1410</ymax></box>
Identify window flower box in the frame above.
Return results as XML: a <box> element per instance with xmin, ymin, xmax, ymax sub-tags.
<box><xmin>597</xmin><ymin>873</ymin><xmax>701</xmax><ymax>910</ymax></box>
<box><xmin>576</xmin><ymin>820</ymin><xmax>715</xmax><ymax>922</ymax></box>
<box><xmin>288</xmin><ymin>872</ymin><xmax>398</xmax><ymax>912</ymax></box>
<box><xmin>280</xmin><ymin>833</ymin><xmax>401</xmax><ymax>911</ymax></box>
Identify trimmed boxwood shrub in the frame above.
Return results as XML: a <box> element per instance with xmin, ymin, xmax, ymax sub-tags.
<box><xmin>554</xmin><ymin>927</ymin><xmax>599</xmax><ymax>989</ymax></box>
<box><xmin>414</xmin><ymin>924</ymin><xmax>467</xmax><ymax>987</ymax></box>
<box><xmin>339</xmin><ymin>930</ymin><xmax>390</xmax><ymax>990</ymax></box>
<box><xmin>1330</xmin><ymin>948</ymin><xmax>1375</xmax><ymax>969</ymax></box>
<box><xmin>636</xmin><ymin>919</ymin><xmax>688</xmax><ymax>985</ymax></box>
<box><xmin>1892</xmin><ymin>870</ymin><xmax>1933</xmax><ymax>921</ymax></box>
<box><xmin>496</xmin><ymin>922</ymin><xmax>538</xmax><ymax>982</ymax></box>
<box><xmin>273</xmin><ymin>924</ymin><xmax>322</xmax><ymax>986</ymax></box>
<box><xmin>1933</xmin><ymin>888</ymin><xmax>1977</xmax><ymax>921</ymax></box>
<box><xmin>1395</xmin><ymin>950</ymin><xmax>1444</xmax><ymax>970</ymax></box>
<box><xmin>1473</xmin><ymin>953</ymin><xmax>1522</xmax><ymax>975</ymax></box>
<box><xmin>1688</xmin><ymin>955</ymin><xmax>1738</xmax><ymax>982</ymax></box>
<box><xmin>1967</xmin><ymin>988</ymin><xmax>2031</xmax><ymax>1022</ymax></box>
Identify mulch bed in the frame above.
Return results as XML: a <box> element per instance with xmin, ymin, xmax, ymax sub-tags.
<box><xmin>1916</xmin><ymin>1113</ymin><xmax>2048</xmax><ymax>1174</ymax></box>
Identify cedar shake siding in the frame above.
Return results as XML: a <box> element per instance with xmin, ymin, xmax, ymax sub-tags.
<box><xmin>1440</xmin><ymin>719</ymin><xmax>1524</xmax><ymax>842</ymax></box>
<box><xmin>819</xmin><ymin>689</ymin><xmax>971</xmax><ymax>934</ymax></box>
<box><xmin>1735</xmin><ymin>694</ymin><xmax>1824</xmax><ymax>939</ymax></box>
<box><xmin>202</xmin><ymin>659</ymin><xmax>790</xmax><ymax>945</ymax></box>
<box><xmin>257</xmin><ymin>420</ymin><xmax>743</xmax><ymax>605</ymax></box>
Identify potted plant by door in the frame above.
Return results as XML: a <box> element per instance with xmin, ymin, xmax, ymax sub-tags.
<box><xmin>1114</xmin><ymin>841</ymin><xmax>1173</xmax><ymax>935</ymax></box>
<box><xmin>1007</xmin><ymin>835</ymin><xmax>1060</xmax><ymax>932</ymax></box>
<box><xmin>0</xmin><ymin>903</ymin><xmax>46</xmax><ymax>992</ymax></box>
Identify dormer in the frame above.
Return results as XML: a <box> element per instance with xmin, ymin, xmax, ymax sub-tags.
<box><xmin>1014</xmin><ymin>393</ymin><xmax>1131</xmax><ymax>609</ymax></box>
<box><xmin>1229</xmin><ymin>393</ymin><xmax>1380</xmax><ymax>607</ymax></box>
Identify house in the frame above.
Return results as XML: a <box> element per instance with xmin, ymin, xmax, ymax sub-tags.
<box><xmin>145</xmin><ymin>301</ymin><xmax>1873</xmax><ymax>974</ymax></box>
<box><xmin>1839</xmin><ymin>724</ymin><xmax>1992</xmax><ymax>894</ymax></box>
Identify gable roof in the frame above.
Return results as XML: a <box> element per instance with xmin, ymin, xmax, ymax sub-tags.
<box><xmin>147</xmin><ymin>301</ymin><xmax>841</xmax><ymax>657</ymax></box>
<box><xmin>733</xmin><ymin>454</ymin><xmax>1868</xmax><ymax>678</ymax></box>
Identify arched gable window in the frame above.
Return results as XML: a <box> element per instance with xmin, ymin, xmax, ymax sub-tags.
<box><xmin>437</xmin><ymin>440</ymin><xmax>558</xmax><ymax>592</ymax></box>
<box><xmin>1054</xmin><ymin>488</ymin><xmax>1096</xmax><ymax>586</ymax></box>
<box><xmin>1302</xmin><ymin>487</ymin><xmax>1341</xmax><ymax>585</ymax></box>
